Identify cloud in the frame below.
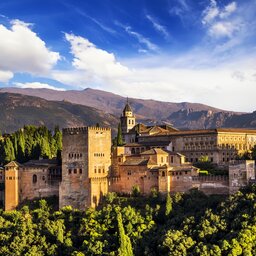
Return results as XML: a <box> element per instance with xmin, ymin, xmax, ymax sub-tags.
<box><xmin>0</xmin><ymin>19</ymin><xmax>60</xmax><ymax>76</ymax></box>
<box><xmin>202</xmin><ymin>0</ymin><xmax>219</xmax><ymax>25</ymax></box>
<box><xmin>49</xmin><ymin>33</ymin><xmax>256</xmax><ymax>112</ymax></box>
<box><xmin>219</xmin><ymin>2</ymin><xmax>237</xmax><ymax>18</ymax></box>
<box><xmin>115</xmin><ymin>21</ymin><xmax>159</xmax><ymax>52</ymax></box>
<box><xmin>202</xmin><ymin>1</ymin><xmax>240</xmax><ymax>39</ymax></box>
<box><xmin>209</xmin><ymin>21</ymin><xmax>239</xmax><ymax>38</ymax></box>
<box><xmin>146</xmin><ymin>14</ymin><xmax>170</xmax><ymax>39</ymax></box>
<box><xmin>169</xmin><ymin>0</ymin><xmax>190</xmax><ymax>20</ymax></box>
<box><xmin>65</xmin><ymin>33</ymin><xmax>129</xmax><ymax>77</ymax></box>
<box><xmin>0</xmin><ymin>70</ymin><xmax>13</xmax><ymax>82</ymax></box>
<box><xmin>14</xmin><ymin>82</ymin><xmax>65</xmax><ymax>91</ymax></box>
<box><xmin>73</xmin><ymin>8</ymin><xmax>116</xmax><ymax>34</ymax></box>
<box><xmin>61</xmin><ymin>33</ymin><xmax>130</xmax><ymax>86</ymax></box>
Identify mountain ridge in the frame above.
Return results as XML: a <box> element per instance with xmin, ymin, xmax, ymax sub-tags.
<box><xmin>0</xmin><ymin>87</ymin><xmax>255</xmax><ymax>131</ymax></box>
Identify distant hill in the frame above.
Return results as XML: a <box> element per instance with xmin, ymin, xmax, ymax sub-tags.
<box><xmin>0</xmin><ymin>93</ymin><xmax>118</xmax><ymax>133</ymax></box>
<box><xmin>0</xmin><ymin>87</ymin><xmax>255</xmax><ymax>130</ymax></box>
<box><xmin>0</xmin><ymin>87</ymin><xmax>232</xmax><ymax>119</ymax></box>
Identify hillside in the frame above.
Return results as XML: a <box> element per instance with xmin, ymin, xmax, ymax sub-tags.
<box><xmin>0</xmin><ymin>87</ymin><xmax>234</xmax><ymax>119</ymax></box>
<box><xmin>0</xmin><ymin>93</ymin><xmax>118</xmax><ymax>133</ymax></box>
<box><xmin>0</xmin><ymin>87</ymin><xmax>256</xmax><ymax>130</ymax></box>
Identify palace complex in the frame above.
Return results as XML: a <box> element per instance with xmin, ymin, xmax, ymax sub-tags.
<box><xmin>1</xmin><ymin>102</ymin><xmax>256</xmax><ymax>211</ymax></box>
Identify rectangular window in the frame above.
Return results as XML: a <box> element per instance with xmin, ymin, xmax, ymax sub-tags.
<box><xmin>68</xmin><ymin>169</ymin><xmax>72</xmax><ymax>174</ymax></box>
<box><xmin>74</xmin><ymin>169</ymin><xmax>77</xmax><ymax>174</ymax></box>
<box><xmin>79</xmin><ymin>169</ymin><xmax>82</xmax><ymax>174</ymax></box>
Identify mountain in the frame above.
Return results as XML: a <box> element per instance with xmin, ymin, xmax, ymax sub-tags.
<box><xmin>0</xmin><ymin>87</ymin><xmax>255</xmax><ymax>130</ymax></box>
<box><xmin>0</xmin><ymin>87</ymin><xmax>232</xmax><ymax>119</ymax></box>
<box><xmin>0</xmin><ymin>93</ymin><xmax>118</xmax><ymax>133</ymax></box>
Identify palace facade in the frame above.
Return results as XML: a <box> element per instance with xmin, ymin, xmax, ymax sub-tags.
<box><xmin>1</xmin><ymin>102</ymin><xmax>256</xmax><ymax>211</ymax></box>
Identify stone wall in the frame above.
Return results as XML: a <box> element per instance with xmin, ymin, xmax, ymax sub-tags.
<box><xmin>60</xmin><ymin>127</ymin><xmax>111</xmax><ymax>210</ymax></box>
<box><xmin>229</xmin><ymin>160</ymin><xmax>255</xmax><ymax>194</ymax></box>
<box><xmin>192</xmin><ymin>176</ymin><xmax>229</xmax><ymax>195</ymax></box>
<box><xmin>19</xmin><ymin>166</ymin><xmax>60</xmax><ymax>201</ymax></box>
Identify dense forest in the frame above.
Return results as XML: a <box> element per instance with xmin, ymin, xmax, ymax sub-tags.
<box><xmin>0</xmin><ymin>185</ymin><xmax>255</xmax><ymax>255</ymax></box>
<box><xmin>0</xmin><ymin>125</ymin><xmax>62</xmax><ymax>165</ymax></box>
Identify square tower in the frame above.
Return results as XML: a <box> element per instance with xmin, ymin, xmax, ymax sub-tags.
<box><xmin>4</xmin><ymin>161</ymin><xmax>19</xmax><ymax>211</ymax></box>
<box><xmin>59</xmin><ymin>126</ymin><xmax>111</xmax><ymax>210</ymax></box>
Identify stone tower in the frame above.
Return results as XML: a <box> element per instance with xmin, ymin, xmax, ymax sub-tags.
<box><xmin>59</xmin><ymin>126</ymin><xmax>111</xmax><ymax>210</ymax></box>
<box><xmin>229</xmin><ymin>160</ymin><xmax>255</xmax><ymax>194</ymax></box>
<box><xmin>4</xmin><ymin>161</ymin><xmax>19</xmax><ymax>211</ymax></box>
<box><xmin>120</xmin><ymin>99</ymin><xmax>136</xmax><ymax>134</ymax></box>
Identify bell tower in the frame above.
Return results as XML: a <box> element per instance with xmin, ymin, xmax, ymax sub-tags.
<box><xmin>120</xmin><ymin>98</ymin><xmax>136</xmax><ymax>134</ymax></box>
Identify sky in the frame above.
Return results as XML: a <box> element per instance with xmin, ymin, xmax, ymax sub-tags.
<box><xmin>0</xmin><ymin>0</ymin><xmax>255</xmax><ymax>112</ymax></box>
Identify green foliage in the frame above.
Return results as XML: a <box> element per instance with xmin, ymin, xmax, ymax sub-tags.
<box><xmin>117</xmin><ymin>211</ymin><xmax>133</xmax><ymax>256</ymax></box>
<box><xmin>117</xmin><ymin>122</ymin><xmax>123</xmax><ymax>146</ymax></box>
<box><xmin>0</xmin><ymin>125</ymin><xmax>62</xmax><ymax>164</ymax></box>
<box><xmin>165</xmin><ymin>193</ymin><xmax>172</xmax><ymax>217</ymax></box>
<box><xmin>0</xmin><ymin>185</ymin><xmax>256</xmax><ymax>255</ymax></box>
<box><xmin>131</xmin><ymin>185</ymin><xmax>140</xmax><ymax>197</ymax></box>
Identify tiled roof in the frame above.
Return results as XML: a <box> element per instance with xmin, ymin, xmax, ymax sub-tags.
<box><xmin>5</xmin><ymin>161</ymin><xmax>20</xmax><ymax>168</ymax></box>
<box><xmin>140</xmin><ymin>128</ymin><xmax>256</xmax><ymax>137</ymax></box>
<box><xmin>22</xmin><ymin>158</ymin><xmax>59</xmax><ymax>167</ymax></box>
<box><xmin>141</xmin><ymin>148</ymin><xmax>168</xmax><ymax>155</ymax></box>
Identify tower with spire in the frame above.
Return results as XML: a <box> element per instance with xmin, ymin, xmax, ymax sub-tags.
<box><xmin>120</xmin><ymin>98</ymin><xmax>136</xmax><ymax>134</ymax></box>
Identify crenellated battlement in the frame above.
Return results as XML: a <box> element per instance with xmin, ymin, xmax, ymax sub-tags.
<box><xmin>63</xmin><ymin>126</ymin><xmax>111</xmax><ymax>135</ymax></box>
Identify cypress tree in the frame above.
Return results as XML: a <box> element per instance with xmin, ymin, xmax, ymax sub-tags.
<box><xmin>4</xmin><ymin>137</ymin><xmax>15</xmax><ymax>163</ymax></box>
<box><xmin>165</xmin><ymin>192</ymin><xmax>172</xmax><ymax>217</ymax></box>
<box><xmin>117</xmin><ymin>123</ymin><xmax>123</xmax><ymax>146</ymax></box>
<box><xmin>117</xmin><ymin>211</ymin><xmax>133</xmax><ymax>256</ymax></box>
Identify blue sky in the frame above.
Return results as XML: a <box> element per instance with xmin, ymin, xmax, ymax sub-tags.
<box><xmin>0</xmin><ymin>0</ymin><xmax>255</xmax><ymax>112</ymax></box>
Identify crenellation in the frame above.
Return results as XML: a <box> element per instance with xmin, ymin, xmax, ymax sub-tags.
<box><xmin>2</xmin><ymin>103</ymin><xmax>256</xmax><ymax>211</ymax></box>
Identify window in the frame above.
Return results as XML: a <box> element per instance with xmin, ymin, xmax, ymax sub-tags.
<box><xmin>33</xmin><ymin>174</ymin><xmax>37</xmax><ymax>183</ymax></box>
<box><xmin>68</xmin><ymin>169</ymin><xmax>72</xmax><ymax>174</ymax></box>
<box><xmin>79</xmin><ymin>169</ymin><xmax>82</xmax><ymax>174</ymax></box>
<box><xmin>74</xmin><ymin>169</ymin><xmax>77</xmax><ymax>174</ymax></box>
<box><xmin>162</xmin><ymin>171</ymin><xmax>165</xmax><ymax>177</ymax></box>
<box><xmin>42</xmin><ymin>176</ymin><xmax>45</xmax><ymax>181</ymax></box>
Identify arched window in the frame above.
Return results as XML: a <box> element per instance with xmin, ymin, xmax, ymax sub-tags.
<box><xmin>33</xmin><ymin>174</ymin><xmax>37</xmax><ymax>183</ymax></box>
<box><xmin>162</xmin><ymin>171</ymin><xmax>165</xmax><ymax>177</ymax></box>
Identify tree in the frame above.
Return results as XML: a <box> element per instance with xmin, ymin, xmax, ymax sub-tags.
<box><xmin>165</xmin><ymin>193</ymin><xmax>172</xmax><ymax>217</ymax></box>
<box><xmin>117</xmin><ymin>123</ymin><xmax>123</xmax><ymax>146</ymax></box>
<box><xmin>131</xmin><ymin>185</ymin><xmax>140</xmax><ymax>197</ymax></box>
<box><xmin>117</xmin><ymin>211</ymin><xmax>133</xmax><ymax>256</ymax></box>
<box><xmin>3</xmin><ymin>137</ymin><xmax>15</xmax><ymax>163</ymax></box>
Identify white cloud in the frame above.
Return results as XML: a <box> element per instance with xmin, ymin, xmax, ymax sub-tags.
<box><xmin>50</xmin><ymin>33</ymin><xmax>256</xmax><ymax>112</ymax></box>
<box><xmin>220</xmin><ymin>2</ymin><xmax>237</xmax><ymax>18</ymax></box>
<box><xmin>65</xmin><ymin>33</ymin><xmax>130</xmax><ymax>77</ymax></box>
<box><xmin>125</xmin><ymin>26</ymin><xmax>159</xmax><ymax>52</ymax></box>
<box><xmin>14</xmin><ymin>82</ymin><xmax>65</xmax><ymax>91</ymax></box>
<box><xmin>0</xmin><ymin>70</ymin><xmax>13</xmax><ymax>82</ymax></box>
<box><xmin>202</xmin><ymin>0</ymin><xmax>219</xmax><ymax>25</ymax></box>
<box><xmin>115</xmin><ymin>21</ymin><xmax>159</xmax><ymax>52</ymax></box>
<box><xmin>146</xmin><ymin>15</ymin><xmax>170</xmax><ymax>39</ymax></box>
<box><xmin>202</xmin><ymin>1</ymin><xmax>240</xmax><ymax>39</ymax></box>
<box><xmin>0</xmin><ymin>19</ymin><xmax>60</xmax><ymax>75</ymax></box>
<box><xmin>209</xmin><ymin>21</ymin><xmax>239</xmax><ymax>38</ymax></box>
